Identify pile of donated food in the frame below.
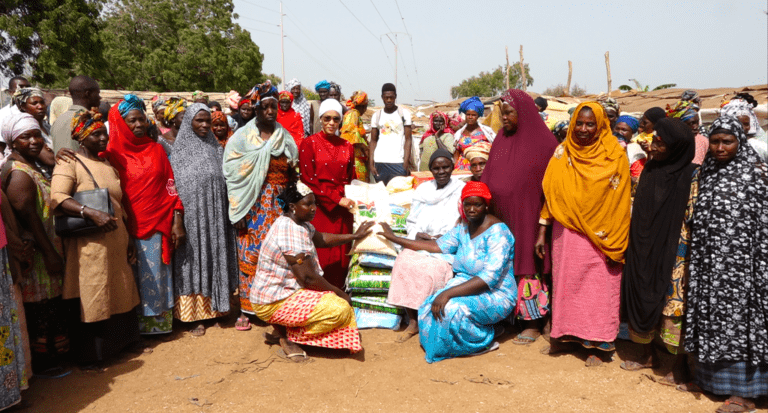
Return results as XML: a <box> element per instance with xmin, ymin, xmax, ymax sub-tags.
<box><xmin>344</xmin><ymin>172</ymin><xmax>471</xmax><ymax>329</ymax></box>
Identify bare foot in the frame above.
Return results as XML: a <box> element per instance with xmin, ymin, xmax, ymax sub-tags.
<box><xmin>396</xmin><ymin>320</ymin><xmax>419</xmax><ymax>343</ymax></box>
<box><xmin>540</xmin><ymin>340</ymin><xmax>569</xmax><ymax>355</ymax></box>
<box><xmin>585</xmin><ymin>354</ymin><xmax>603</xmax><ymax>367</ymax></box>
<box><xmin>620</xmin><ymin>359</ymin><xmax>653</xmax><ymax>371</ymax></box>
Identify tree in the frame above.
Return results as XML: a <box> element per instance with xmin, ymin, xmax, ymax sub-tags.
<box><xmin>618</xmin><ymin>79</ymin><xmax>677</xmax><ymax>92</ymax></box>
<box><xmin>0</xmin><ymin>0</ymin><xmax>106</xmax><ymax>87</ymax></box>
<box><xmin>450</xmin><ymin>64</ymin><xmax>533</xmax><ymax>99</ymax></box>
<box><xmin>100</xmin><ymin>0</ymin><xmax>264</xmax><ymax>92</ymax></box>
<box><xmin>542</xmin><ymin>83</ymin><xmax>587</xmax><ymax>97</ymax></box>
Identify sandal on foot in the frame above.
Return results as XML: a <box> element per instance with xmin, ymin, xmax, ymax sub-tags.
<box><xmin>36</xmin><ymin>366</ymin><xmax>72</xmax><ymax>379</ymax></box>
<box><xmin>275</xmin><ymin>348</ymin><xmax>309</xmax><ymax>363</ymax></box>
<box><xmin>80</xmin><ymin>364</ymin><xmax>106</xmax><ymax>373</ymax></box>
<box><xmin>620</xmin><ymin>360</ymin><xmax>653</xmax><ymax>371</ymax></box>
<box><xmin>235</xmin><ymin>316</ymin><xmax>252</xmax><ymax>331</ymax></box>
<box><xmin>716</xmin><ymin>399</ymin><xmax>756</xmax><ymax>413</ymax></box>
<box><xmin>657</xmin><ymin>374</ymin><xmax>678</xmax><ymax>387</ymax></box>
<box><xmin>190</xmin><ymin>324</ymin><xmax>206</xmax><ymax>337</ymax></box>
<box><xmin>466</xmin><ymin>341</ymin><xmax>500</xmax><ymax>357</ymax></box>
<box><xmin>512</xmin><ymin>334</ymin><xmax>538</xmax><ymax>345</ymax></box>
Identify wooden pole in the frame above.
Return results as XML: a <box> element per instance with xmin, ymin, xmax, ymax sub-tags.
<box><xmin>280</xmin><ymin>1</ymin><xmax>285</xmax><ymax>90</ymax></box>
<box><xmin>519</xmin><ymin>45</ymin><xmax>526</xmax><ymax>91</ymax></box>
<box><xmin>605</xmin><ymin>51</ymin><xmax>612</xmax><ymax>97</ymax></box>
<box><xmin>505</xmin><ymin>46</ymin><xmax>510</xmax><ymax>90</ymax></box>
<box><xmin>566</xmin><ymin>60</ymin><xmax>573</xmax><ymax>96</ymax></box>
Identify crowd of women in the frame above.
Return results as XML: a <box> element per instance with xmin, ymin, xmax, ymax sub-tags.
<box><xmin>0</xmin><ymin>73</ymin><xmax>765</xmax><ymax>412</ymax></box>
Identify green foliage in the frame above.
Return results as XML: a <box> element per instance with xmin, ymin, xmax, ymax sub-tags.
<box><xmin>541</xmin><ymin>83</ymin><xmax>587</xmax><ymax>97</ymax></box>
<box><xmin>450</xmin><ymin>64</ymin><xmax>533</xmax><ymax>99</ymax></box>
<box><xmin>0</xmin><ymin>0</ymin><xmax>106</xmax><ymax>87</ymax></box>
<box><xmin>100</xmin><ymin>0</ymin><xmax>264</xmax><ymax>92</ymax></box>
<box><xmin>302</xmin><ymin>87</ymin><xmax>319</xmax><ymax>101</ymax></box>
<box><xmin>264</xmin><ymin>73</ymin><xmax>281</xmax><ymax>87</ymax></box>
<box><xmin>619</xmin><ymin>79</ymin><xmax>677</xmax><ymax>92</ymax></box>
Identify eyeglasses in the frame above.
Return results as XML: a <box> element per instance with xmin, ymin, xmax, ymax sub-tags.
<box><xmin>322</xmin><ymin>116</ymin><xmax>341</xmax><ymax>123</ymax></box>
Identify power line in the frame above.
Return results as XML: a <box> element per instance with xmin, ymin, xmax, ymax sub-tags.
<box><xmin>285</xmin><ymin>37</ymin><xmax>345</xmax><ymax>80</ymax></box>
<box><xmin>337</xmin><ymin>0</ymin><xmax>379</xmax><ymax>41</ymax></box>
<box><xmin>281</xmin><ymin>7</ymin><xmax>354</xmax><ymax>78</ymax></box>
<box><xmin>237</xmin><ymin>15</ymin><xmax>279</xmax><ymax>27</ymax></box>
<box><xmin>369</xmin><ymin>0</ymin><xmax>394</xmax><ymax>34</ymax></box>
<box><xmin>237</xmin><ymin>0</ymin><xmax>279</xmax><ymax>13</ymax></box>
<box><xmin>240</xmin><ymin>25</ymin><xmax>280</xmax><ymax>36</ymax></box>
<box><xmin>393</xmin><ymin>0</ymin><xmax>410</xmax><ymax>36</ymax></box>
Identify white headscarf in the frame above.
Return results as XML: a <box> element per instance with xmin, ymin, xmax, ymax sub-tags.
<box><xmin>319</xmin><ymin>99</ymin><xmax>343</xmax><ymax>118</ymax></box>
<box><xmin>286</xmin><ymin>78</ymin><xmax>310</xmax><ymax>136</ymax></box>
<box><xmin>0</xmin><ymin>112</ymin><xmax>41</xmax><ymax>167</ymax></box>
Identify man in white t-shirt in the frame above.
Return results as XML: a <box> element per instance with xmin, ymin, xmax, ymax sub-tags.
<box><xmin>0</xmin><ymin>76</ymin><xmax>31</xmax><ymax>132</ymax></box>
<box><xmin>369</xmin><ymin>83</ymin><xmax>412</xmax><ymax>184</ymax></box>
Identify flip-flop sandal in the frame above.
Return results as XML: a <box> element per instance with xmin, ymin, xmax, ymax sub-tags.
<box><xmin>263</xmin><ymin>332</ymin><xmax>281</xmax><ymax>345</ymax></box>
<box><xmin>716</xmin><ymin>399</ymin><xmax>757</xmax><ymax>413</ymax></box>
<box><xmin>275</xmin><ymin>348</ymin><xmax>310</xmax><ymax>363</ymax></box>
<box><xmin>464</xmin><ymin>341</ymin><xmax>500</xmax><ymax>358</ymax></box>
<box><xmin>80</xmin><ymin>364</ymin><xmax>107</xmax><ymax>373</ymax></box>
<box><xmin>36</xmin><ymin>366</ymin><xmax>72</xmax><ymax>379</ymax></box>
<box><xmin>656</xmin><ymin>375</ymin><xmax>678</xmax><ymax>387</ymax></box>
<box><xmin>620</xmin><ymin>360</ymin><xmax>653</xmax><ymax>371</ymax></box>
<box><xmin>235</xmin><ymin>316</ymin><xmax>252</xmax><ymax>331</ymax></box>
<box><xmin>190</xmin><ymin>324</ymin><xmax>206</xmax><ymax>337</ymax></box>
<box><xmin>494</xmin><ymin>325</ymin><xmax>506</xmax><ymax>338</ymax></box>
<box><xmin>511</xmin><ymin>334</ymin><xmax>538</xmax><ymax>345</ymax></box>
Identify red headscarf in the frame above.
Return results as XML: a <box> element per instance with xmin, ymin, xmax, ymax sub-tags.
<box><xmin>460</xmin><ymin>181</ymin><xmax>492</xmax><ymax>221</ymax></box>
<box><xmin>103</xmin><ymin>102</ymin><xmax>184</xmax><ymax>264</ymax></box>
<box><xmin>421</xmin><ymin>111</ymin><xmax>453</xmax><ymax>143</ymax></box>
<box><xmin>277</xmin><ymin>92</ymin><xmax>305</xmax><ymax>147</ymax></box>
<box><xmin>211</xmin><ymin>110</ymin><xmax>232</xmax><ymax>147</ymax></box>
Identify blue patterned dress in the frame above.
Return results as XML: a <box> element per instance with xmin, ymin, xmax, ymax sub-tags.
<box><xmin>418</xmin><ymin>223</ymin><xmax>517</xmax><ymax>363</ymax></box>
<box><xmin>133</xmin><ymin>233</ymin><xmax>174</xmax><ymax>334</ymax></box>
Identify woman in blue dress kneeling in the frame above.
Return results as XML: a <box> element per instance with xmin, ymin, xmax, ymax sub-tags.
<box><xmin>379</xmin><ymin>181</ymin><xmax>517</xmax><ymax>363</ymax></box>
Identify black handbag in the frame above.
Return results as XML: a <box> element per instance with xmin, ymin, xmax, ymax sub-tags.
<box><xmin>54</xmin><ymin>156</ymin><xmax>114</xmax><ymax>237</ymax></box>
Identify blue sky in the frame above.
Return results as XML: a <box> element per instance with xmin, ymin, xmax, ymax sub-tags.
<box><xmin>236</xmin><ymin>0</ymin><xmax>766</xmax><ymax>104</ymax></box>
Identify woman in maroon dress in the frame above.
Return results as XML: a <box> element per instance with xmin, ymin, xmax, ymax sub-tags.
<box><xmin>481</xmin><ymin>89</ymin><xmax>559</xmax><ymax>344</ymax></box>
<box><xmin>299</xmin><ymin>99</ymin><xmax>355</xmax><ymax>289</ymax></box>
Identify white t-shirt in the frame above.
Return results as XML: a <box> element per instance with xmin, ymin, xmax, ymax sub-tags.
<box><xmin>371</xmin><ymin>107</ymin><xmax>412</xmax><ymax>164</ymax></box>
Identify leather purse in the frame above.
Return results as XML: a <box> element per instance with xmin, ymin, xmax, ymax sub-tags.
<box><xmin>54</xmin><ymin>156</ymin><xmax>114</xmax><ymax>237</ymax></box>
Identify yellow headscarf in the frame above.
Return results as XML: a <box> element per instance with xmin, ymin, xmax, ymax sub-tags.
<box><xmin>541</xmin><ymin>101</ymin><xmax>631</xmax><ymax>263</ymax></box>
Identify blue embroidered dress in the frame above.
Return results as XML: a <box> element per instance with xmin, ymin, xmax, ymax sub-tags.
<box><xmin>418</xmin><ymin>223</ymin><xmax>517</xmax><ymax>363</ymax></box>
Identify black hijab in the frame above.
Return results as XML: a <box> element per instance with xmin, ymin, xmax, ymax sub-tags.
<box><xmin>622</xmin><ymin>118</ymin><xmax>697</xmax><ymax>333</ymax></box>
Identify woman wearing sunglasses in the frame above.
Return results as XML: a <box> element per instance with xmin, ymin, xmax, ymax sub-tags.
<box><xmin>298</xmin><ymin>99</ymin><xmax>356</xmax><ymax>290</ymax></box>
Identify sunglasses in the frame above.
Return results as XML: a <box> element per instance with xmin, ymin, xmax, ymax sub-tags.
<box><xmin>322</xmin><ymin>116</ymin><xmax>341</xmax><ymax>123</ymax></box>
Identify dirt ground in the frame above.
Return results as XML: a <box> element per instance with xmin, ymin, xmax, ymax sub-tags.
<box><xmin>13</xmin><ymin>314</ymin><xmax>766</xmax><ymax>413</ymax></box>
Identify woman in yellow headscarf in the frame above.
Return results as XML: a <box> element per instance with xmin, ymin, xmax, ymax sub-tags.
<box><xmin>535</xmin><ymin>101</ymin><xmax>631</xmax><ymax>368</ymax></box>
<box><xmin>340</xmin><ymin>90</ymin><xmax>369</xmax><ymax>182</ymax></box>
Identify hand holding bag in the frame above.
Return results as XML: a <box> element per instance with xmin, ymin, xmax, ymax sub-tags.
<box><xmin>54</xmin><ymin>156</ymin><xmax>114</xmax><ymax>237</ymax></box>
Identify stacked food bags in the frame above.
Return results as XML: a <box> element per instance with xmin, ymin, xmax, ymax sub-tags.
<box><xmin>344</xmin><ymin>178</ymin><xmax>414</xmax><ymax>329</ymax></box>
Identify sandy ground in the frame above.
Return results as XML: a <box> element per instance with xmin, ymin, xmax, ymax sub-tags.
<box><xmin>13</xmin><ymin>314</ymin><xmax>766</xmax><ymax>413</ymax></box>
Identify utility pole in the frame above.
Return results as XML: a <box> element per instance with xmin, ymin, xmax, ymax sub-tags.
<box><xmin>382</xmin><ymin>32</ymin><xmax>409</xmax><ymax>88</ymax></box>
<box><xmin>280</xmin><ymin>1</ymin><xmax>285</xmax><ymax>90</ymax></box>
<box><xmin>605</xmin><ymin>51</ymin><xmax>612</xmax><ymax>97</ymax></box>
<box><xmin>519</xmin><ymin>45</ymin><xmax>526</xmax><ymax>91</ymax></box>
<box><xmin>505</xmin><ymin>46</ymin><xmax>510</xmax><ymax>90</ymax></box>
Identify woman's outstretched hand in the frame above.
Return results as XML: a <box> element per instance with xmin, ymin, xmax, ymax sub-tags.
<box><xmin>377</xmin><ymin>222</ymin><xmax>396</xmax><ymax>240</ymax></box>
<box><xmin>353</xmin><ymin>221</ymin><xmax>375</xmax><ymax>240</ymax></box>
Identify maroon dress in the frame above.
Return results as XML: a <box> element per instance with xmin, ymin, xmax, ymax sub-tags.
<box><xmin>299</xmin><ymin>132</ymin><xmax>355</xmax><ymax>289</ymax></box>
<box><xmin>481</xmin><ymin>89</ymin><xmax>559</xmax><ymax>321</ymax></box>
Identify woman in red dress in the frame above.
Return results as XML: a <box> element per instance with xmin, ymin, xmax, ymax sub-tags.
<box><xmin>299</xmin><ymin>99</ymin><xmax>355</xmax><ymax>289</ymax></box>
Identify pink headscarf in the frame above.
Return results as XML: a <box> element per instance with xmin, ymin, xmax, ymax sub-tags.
<box><xmin>421</xmin><ymin>111</ymin><xmax>453</xmax><ymax>143</ymax></box>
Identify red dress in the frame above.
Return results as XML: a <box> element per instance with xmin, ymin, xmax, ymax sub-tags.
<box><xmin>299</xmin><ymin>132</ymin><xmax>355</xmax><ymax>289</ymax></box>
<box><xmin>277</xmin><ymin>108</ymin><xmax>306</xmax><ymax>149</ymax></box>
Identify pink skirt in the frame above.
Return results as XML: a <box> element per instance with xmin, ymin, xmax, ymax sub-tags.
<box><xmin>387</xmin><ymin>249</ymin><xmax>453</xmax><ymax>310</ymax></box>
<box><xmin>550</xmin><ymin>222</ymin><xmax>622</xmax><ymax>343</ymax></box>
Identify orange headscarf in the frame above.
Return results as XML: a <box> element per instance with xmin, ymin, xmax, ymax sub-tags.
<box><xmin>541</xmin><ymin>101</ymin><xmax>631</xmax><ymax>263</ymax></box>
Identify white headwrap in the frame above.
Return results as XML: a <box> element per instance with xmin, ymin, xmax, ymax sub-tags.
<box><xmin>0</xmin><ymin>112</ymin><xmax>41</xmax><ymax>167</ymax></box>
<box><xmin>721</xmin><ymin>99</ymin><xmax>761</xmax><ymax>137</ymax></box>
<box><xmin>297</xmin><ymin>181</ymin><xmax>313</xmax><ymax>197</ymax></box>
<box><xmin>319</xmin><ymin>99</ymin><xmax>343</xmax><ymax>118</ymax></box>
<box><xmin>286</xmin><ymin>78</ymin><xmax>301</xmax><ymax>90</ymax></box>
